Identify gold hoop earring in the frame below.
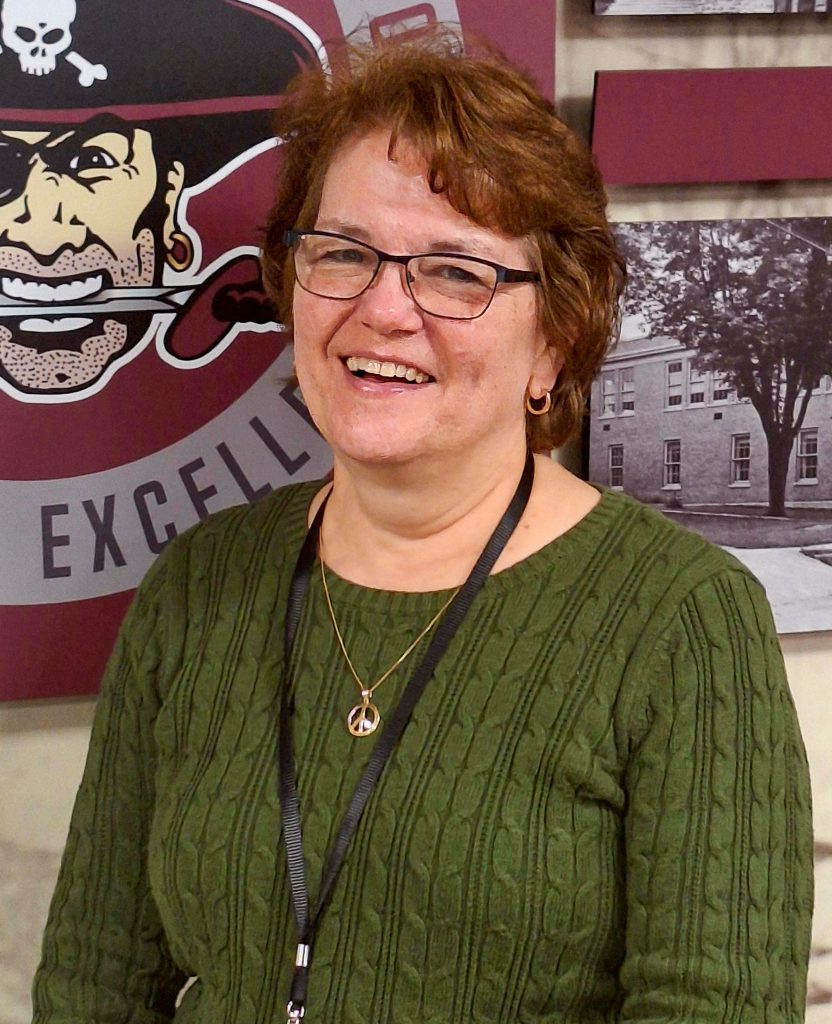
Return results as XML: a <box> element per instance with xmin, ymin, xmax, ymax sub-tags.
<box><xmin>165</xmin><ymin>231</ymin><xmax>194</xmax><ymax>272</ymax></box>
<box><xmin>526</xmin><ymin>391</ymin><xmax>552</xmax><ymax>416</ymax></box>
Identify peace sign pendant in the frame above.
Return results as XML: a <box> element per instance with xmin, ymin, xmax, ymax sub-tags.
<box><xmin>347</xmin><ymin>691</ymin><xmax>380</xmax><ymax>737</ymax></box>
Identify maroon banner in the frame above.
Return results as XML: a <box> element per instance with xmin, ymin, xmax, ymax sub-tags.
<box><xmin>0</xmin><ymin>0</ymin><xmax>555</xmax><ymax>701</ymax></box>
<box><xmin>592</xmin><ymin>67</ymin><xmax>832</xmax><ymax>186</ymax></box>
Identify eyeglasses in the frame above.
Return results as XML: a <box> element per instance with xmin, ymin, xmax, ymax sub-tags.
<box><xmin>284</xmin><ymin>229</ymin><xmax>540</xmax><ymax>321</ymax></box>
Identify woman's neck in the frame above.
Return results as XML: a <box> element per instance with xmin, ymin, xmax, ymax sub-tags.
<box><xmin>316</xmin><ymin>446</ymin><xmax>531</xmax><ymax>592</ymax></box>
<box><xmin>313</xmin><ymin>443</ymin><xmax>603</xmax><ymax>593</ymax></box>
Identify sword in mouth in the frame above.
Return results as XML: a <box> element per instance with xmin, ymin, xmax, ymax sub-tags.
<box><xmin>0</xmin><ymin>286</ymin><xmax>195</xmax><ymax>318</ymax></box>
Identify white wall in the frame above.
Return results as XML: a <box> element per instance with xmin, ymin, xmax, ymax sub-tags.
<box><xmin>2</xmin><ymin>2</ymin><xmax>831</xmax><ymax>1021</ymax></box>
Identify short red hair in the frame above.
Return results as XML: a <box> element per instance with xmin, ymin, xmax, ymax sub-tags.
<box><xmin>262</xmin><ymin>33</ymin><xmax>625</xmax><ymax>449</ymax></box>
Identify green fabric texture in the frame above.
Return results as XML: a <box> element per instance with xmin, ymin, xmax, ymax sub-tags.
<box><xmin>32</xmin><ymin>481</ymin><xmax>813</xmax><ymax>1023</ymax></box>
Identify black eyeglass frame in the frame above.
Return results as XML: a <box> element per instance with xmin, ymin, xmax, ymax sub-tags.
<box><xmin>284</xmin><ymin>228</ymin><xmax>541</xmax><ymax>321</ymax></box>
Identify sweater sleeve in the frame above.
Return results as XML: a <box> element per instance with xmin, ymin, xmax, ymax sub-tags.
<box><xmin>619</xmin><ymin>568</ymin><xmax>813</xmax><ymax>1023</ymax></box>
<box><xmin>31</xmin><ymin>551</ymin><xmax>188</xmax><ymax>1023</ymax></box>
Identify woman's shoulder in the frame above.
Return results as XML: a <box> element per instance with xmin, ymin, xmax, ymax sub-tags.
<box><xmin>577</xmin><ymin>487</ymin><xmax>776</xmax><ymax>645</ymax></box>
<box><xmin>521</xmin><ymin>473</ymin><xmax>771</xmax><ymax>636</ymax></box>
<box><xmin>530</xmin><ymin>458</ymin><xmax>748</xmax><ymax>588</ymax></box>
<box><xmin>141</xmin><ymin>477</ymin><xmax>325</xmax><ymax>589</ymax></box>
<box><xmin>593</xmin><ymin>486</ymin><xmax>752</xmax><ymax>581</ymax></box>
<box><xmin>190</xmin><ymin>477</ymin><xmax>321</xmax><ymax>541</ymax></box>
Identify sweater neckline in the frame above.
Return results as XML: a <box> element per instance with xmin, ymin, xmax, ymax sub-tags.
<box><xmin>282</xmin><ymin>479</ymin><xmax>625</xmax><ymax>613</ymax></box>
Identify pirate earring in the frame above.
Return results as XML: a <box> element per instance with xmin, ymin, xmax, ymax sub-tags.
<box><xmin>166</xmin><ymin>231</ymin><xmax>194</xmax><ymax>272</ymax></box>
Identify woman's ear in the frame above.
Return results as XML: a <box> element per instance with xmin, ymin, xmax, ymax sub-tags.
<box><xmin>529</xmin><ymin>339</ymin><xmax>562</xmax><ymax>398</ymax></box>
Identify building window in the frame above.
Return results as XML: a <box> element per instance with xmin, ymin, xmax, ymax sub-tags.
<box><xmin>731</xmin><ymin>433</ymin><xmax>751</xmax><ymax>484</ymax></box>
<box><xmin>796</xmin><ymin>429</ymin><xmax>818</xmax><ymax>482</ymax></box>
<box><xmin>600</xmin><ymin>367</ymin><xmax>635</xmax><ymax>417</ymax></box>
<box><xmin>663</xmin><ymin>439</ymin><xmax>681</xmax><ymax>487</ymax></box>
<box><xmin>601</xmin><ymin>371</ymin><xmax>616</xmax><ymax>416</ymax></box>
<box><xmin>712</xmin><ymin>372</ymin><xmax>731</xmax><ymax>402</ymax></box>
<box><xmin>666</xmin><ymin>361</ymin><xmax>683</xmax><ymax>408</ymax></box>
<box><xmin>609</xmin><ymin>444</ymin><xmax>624</xmax><ymax>489</ymax></box>
<box><xmin>620</xmin><ymin>367</ymin><xmax>635</xmax><ymax>413</ymax></box>
<box><xmin>688</xmin><ymin>363</ymin><xmax>706</xmax><ymax>405</ymax></box>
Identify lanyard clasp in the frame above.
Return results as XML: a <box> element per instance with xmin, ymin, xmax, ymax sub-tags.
<box><xmin>286</xmin><ymin>944</ymin><xmax>311</xmax><ymax>1022</ymax></box>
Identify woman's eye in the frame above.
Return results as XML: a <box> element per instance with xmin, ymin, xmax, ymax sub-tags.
<box><xmin>432</xmin><ymin>261</ymin><xmax>486</xmax><ymax>285</ymax></box>
<box><xmin>328</xmin><ymin>247</ymin><xmax>368</xmax><ymax>263</ymax></box>
<box><xmin>316</xmin><ymin>246</ymin><xmax>370</xmax><ymax>265</ymax></box>
<box><xmin>68</xmin><ymin>148</ymin><xmax>118</xmax><ymax>173</ymax></box>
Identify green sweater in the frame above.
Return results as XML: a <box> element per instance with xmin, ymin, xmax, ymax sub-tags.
<box><xmin>33</xmin><ymin>482</ymin><xmax>813</xmax><ymax>1024</ymax></box>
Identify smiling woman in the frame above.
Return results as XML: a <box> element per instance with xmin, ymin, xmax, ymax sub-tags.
<box><xmin>32</xmin><ymin>30</ymin><xmax>812</xmax><ymax>1024</ymax></box>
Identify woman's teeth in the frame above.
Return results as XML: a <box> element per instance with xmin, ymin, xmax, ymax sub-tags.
<box><xmin>345</xmin><ymin>356</ymin><xmax>431</xmax><ymax>384</ymax></box>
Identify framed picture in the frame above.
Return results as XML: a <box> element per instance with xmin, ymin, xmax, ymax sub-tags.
<box><xmin>587</xmin><ymin>217</ymin><xmax>832</xmax><ymax>634</ymax></box>
<box><xmin>594</xmin><ymin>1</ymin><xmax>828</xmax><ymax>13</ymax></box>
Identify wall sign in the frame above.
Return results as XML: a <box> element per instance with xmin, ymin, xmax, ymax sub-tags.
<box><xmin>592</xmin><ymin>67</ymin><xmax>832</xmax><ymax>186</ymax></box>
<box><xmin>0</xmin><ymin>0</ymin><xmax>555</xmax><ymax>701</ymax></box>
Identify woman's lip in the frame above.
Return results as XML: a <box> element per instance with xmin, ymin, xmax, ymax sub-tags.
<box><xmin>340</xmin><ymin>359</ymin><xmax>432</xmax><ymax>393</ymax></box>
<box><xmin>339</xmin><ymin>353</ymin><xmax>434</xmax><ymax>379</ymax></box>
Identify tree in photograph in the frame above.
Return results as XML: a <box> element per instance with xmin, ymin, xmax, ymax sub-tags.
<box><xmin>615</xmin><ymin>218</ymin><xmax>832</xmax><ymax>516</ymax></box>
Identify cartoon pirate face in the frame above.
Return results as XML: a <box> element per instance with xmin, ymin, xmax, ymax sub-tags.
<box><xmin>0</xmin><ymin>119</ymin><xmax>185</xmax><ymax>392</ymax></box>
<box><xmin>0</xmin><ymin>0</ymin><xmax>322</xmax><ymax>400</ymax></box>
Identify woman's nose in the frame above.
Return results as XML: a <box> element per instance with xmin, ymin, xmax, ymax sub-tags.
<box><xmin>358</xmin><ymin>260</ymin><xmax>424</xmax><ymax>333</ymax></box>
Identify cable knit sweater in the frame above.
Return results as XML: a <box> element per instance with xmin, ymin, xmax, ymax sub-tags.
<box><xmin>32</xmin><ymin>481</ymin><xmax>813</xmax><ymax>1024</ymax></box>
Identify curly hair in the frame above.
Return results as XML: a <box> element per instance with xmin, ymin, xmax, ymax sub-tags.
<box><xmin>262</xmin><ymin>32</ymin><xmax>625</xmax><ymax>450</ymax></box>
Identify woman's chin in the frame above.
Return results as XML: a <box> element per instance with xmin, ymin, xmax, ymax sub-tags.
<box><xmin>331</xmin><ymin>434</ymin><xmax>424</xmax><ymax>467</ymax></box>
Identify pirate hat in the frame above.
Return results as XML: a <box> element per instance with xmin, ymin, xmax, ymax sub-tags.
<box><xmin>0</xmin><ymin>0</ymin><xmax>323</xmax><ymax>183</ymax></box>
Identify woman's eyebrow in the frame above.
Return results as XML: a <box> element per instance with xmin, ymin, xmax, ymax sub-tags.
<box><xmin>424</xmin><ymin>237</ymin><xmax>499</xmax><ymax>258</ymax></box>
<box><xmin>315</xmin><ymin>220</ymin><xmax>500</xmax><ymax>259</ymax></box>
<box><xmin>314</xmin><ymin>219</ymin><xmax>371</xmax><ymax>240</ymax></box>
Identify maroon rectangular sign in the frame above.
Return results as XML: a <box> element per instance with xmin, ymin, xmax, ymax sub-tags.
<box><xmin>592</xmin><ymin>67</ymin><xmax>832</xmax><ymax>185</ymax></box>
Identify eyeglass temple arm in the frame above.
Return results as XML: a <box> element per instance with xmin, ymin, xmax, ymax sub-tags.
<box><xmin>500</xmin><ymin>269</ymin><xmax>540</xmax><ymax>283</ymax></box>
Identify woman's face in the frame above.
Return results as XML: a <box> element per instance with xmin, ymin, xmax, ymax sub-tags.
<box><xmin>292</xmin><ymin>128</ymin><xmax>556</xmax><ymax>470</ymax></box>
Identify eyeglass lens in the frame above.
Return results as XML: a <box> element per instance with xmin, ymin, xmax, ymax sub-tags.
<box><xmin>292</xmin><ymin>234</ymin><xmax>498</xmax><ymax>319</ymax></box>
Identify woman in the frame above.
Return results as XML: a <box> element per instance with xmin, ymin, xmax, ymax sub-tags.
<box><xmin>33</xmin><ymin>35</ymin><xmax>812</xmax><ymax>1023</ymax></box>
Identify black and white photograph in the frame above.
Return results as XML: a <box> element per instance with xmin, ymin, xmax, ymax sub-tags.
<box><xmin>594</xmin><ymin>0</ymin><xmax>828</xmax><ymax>13</ymax></box>
<box><xmin>588</xmin><ymin>217</ymin><xmax>832</xmax><ymax>634</ymax></box>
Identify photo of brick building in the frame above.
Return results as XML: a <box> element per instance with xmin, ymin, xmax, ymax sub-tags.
<box><xmin>590</xmin><ymin>318</ymin><xmax>832</xmax><ymax>508</ymax></box>
<box><xmin>587</xmin><ymin>218</ymin><xmax>832</xmax><ymax>634</ymax></box>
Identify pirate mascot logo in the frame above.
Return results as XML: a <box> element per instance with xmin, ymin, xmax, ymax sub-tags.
<box><xmin>0</xmin><ymin>0</ymin><xmax>325</xmax><ymax>397</ymax></box>
<box><xmin>0</xmin><ymin>0</ymin><xmax>337</xmax><ymax>699</ymax></box>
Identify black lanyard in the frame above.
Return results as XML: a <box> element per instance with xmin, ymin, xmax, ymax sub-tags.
<box><xmin>278</xmin><ymin>452</ymin><xmax>535</xmax><ymax>1023</ymax></box>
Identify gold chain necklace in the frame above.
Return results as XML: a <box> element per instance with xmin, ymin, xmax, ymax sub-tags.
<box><xmin>319</xmin><ymin>554</ymin><xmax>459</xmax><ymax>737</ymax></box>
